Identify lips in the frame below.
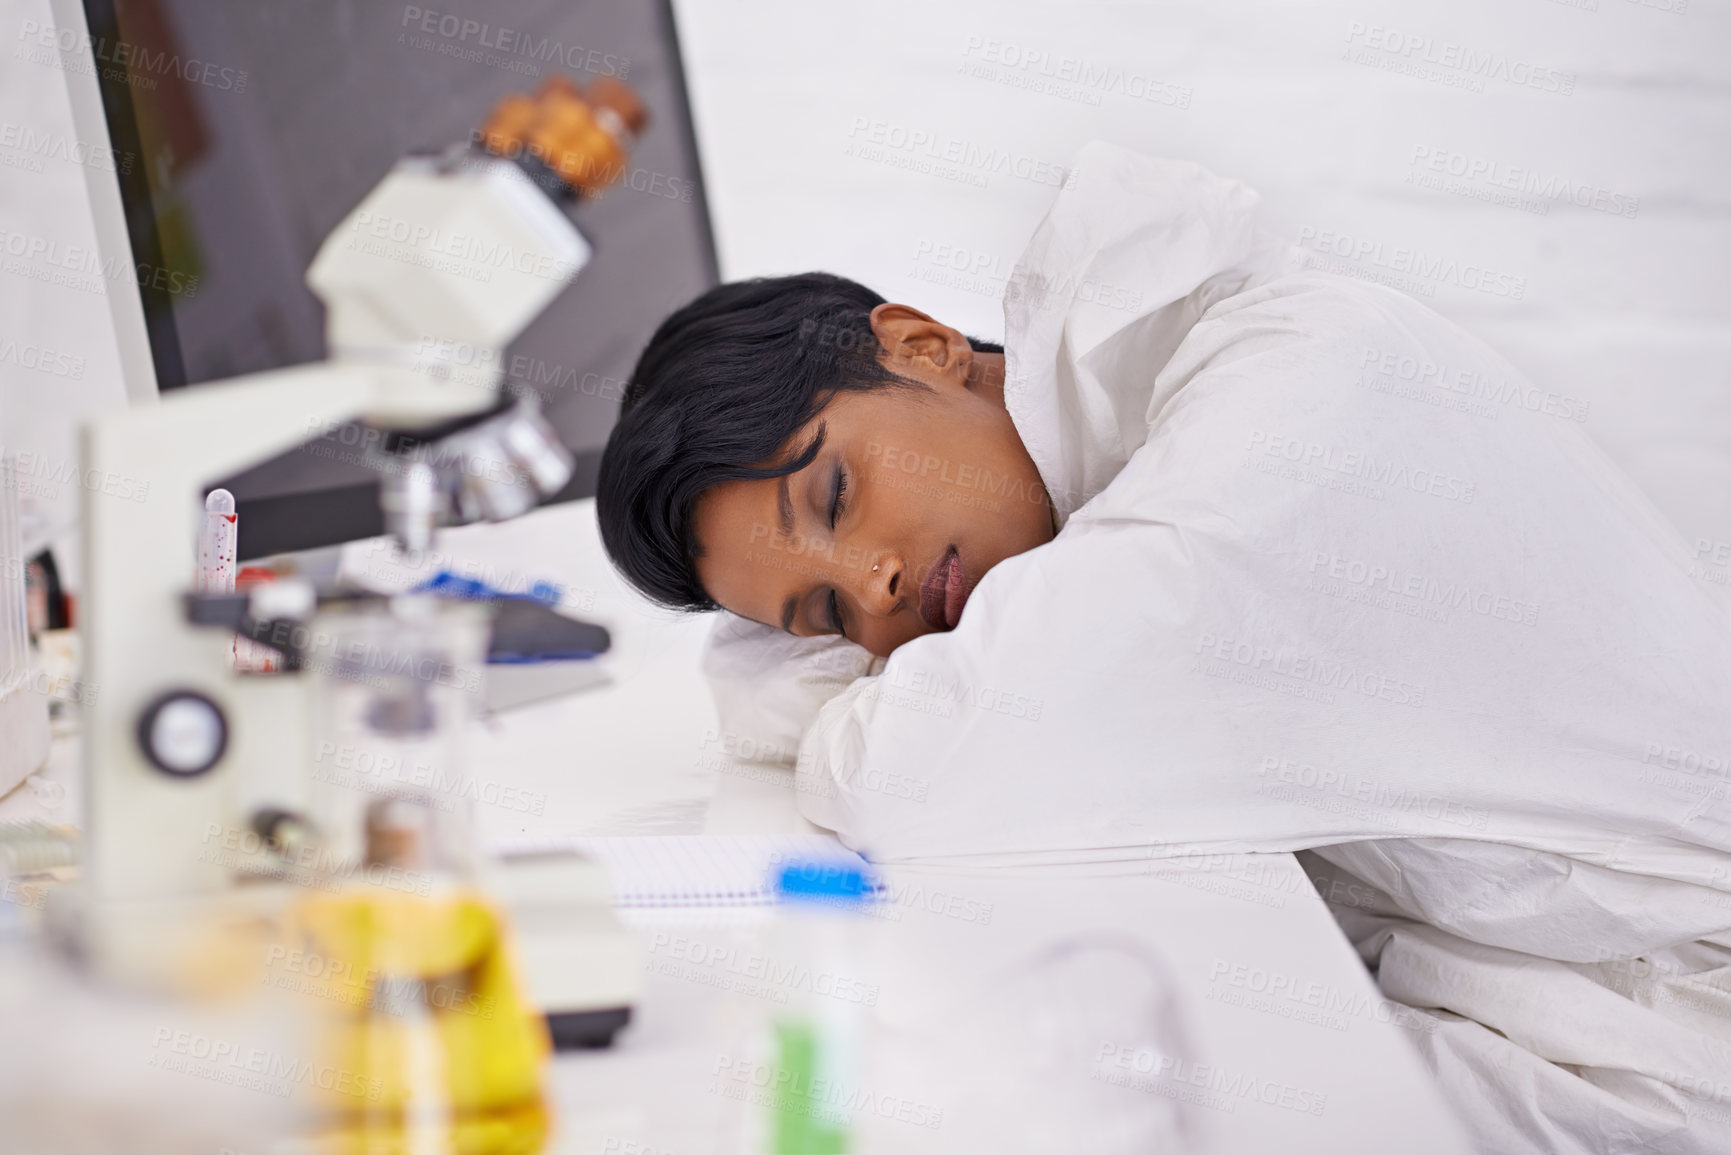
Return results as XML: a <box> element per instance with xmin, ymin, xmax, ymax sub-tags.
<box><xmin>918</xmin><ymin>546</ymin><xmax>969</xmax><ymax>632</ymax></box>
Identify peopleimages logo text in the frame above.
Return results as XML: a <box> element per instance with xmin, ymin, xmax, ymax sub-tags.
<box><xmin>1409</xmin><ymin>146</ymin><xmax>1639</xmax><ymax>218</ymax></box>
<box><xmin>17</xmin><ymin>20</ymin><xmax>248</xmax><ymax>91</ymax></box>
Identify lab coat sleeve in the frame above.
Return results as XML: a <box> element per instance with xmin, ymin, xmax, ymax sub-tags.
<box><xmin>1308</xmin><ymin>838</ymin><xmax>1731</xmax><ymax>962</ymax></box>
<box><xmin>1299</xmin><ymin>845</ymin><xmax>1731</xmax><ymax>1155</ymax></box>
<box><xmin>700</xmin><ymin>611</ymin><xmax>881</xmax><ymax>767</ymax></box>
<box><xmin>794</xmin><ymin>673</ymin><xmax>880</xmax><ymax>838</ymax></box>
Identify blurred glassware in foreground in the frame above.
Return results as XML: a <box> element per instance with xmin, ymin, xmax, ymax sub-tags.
<box><xmin>865</xmin><ymin>935</ymin><xmax>1202</xmax><ymax>1155</ymax></box>
<box><xmin>286</xmin><ymin>594</ymin><xmax>551</xmax><ymax>1152</ymax></box>
<box><xmin>0</xmin><ymin>455</ymin><xmax>51</xmax><ymax>795</ymax></box>
<box><xmin>285</xmin><ymin>794</ymin><xmax>553</xmax><ymax>1154</ymax></box>
<box><xmin>762</xmin><ymin>861</ymin><xmax>877</xmax><ymax>1155</ymax></box>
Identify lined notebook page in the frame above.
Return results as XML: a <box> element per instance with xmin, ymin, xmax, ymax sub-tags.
<box><xmin>491</xmin><ymin>833</ymin><xmax>874</xmax><ymax>909</ymax></box>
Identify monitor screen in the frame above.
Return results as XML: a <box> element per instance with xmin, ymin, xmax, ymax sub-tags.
<box><xmin>80</xmin><ymin>0</ymin><xmax>716</xmax><ymax>557</ymax></box>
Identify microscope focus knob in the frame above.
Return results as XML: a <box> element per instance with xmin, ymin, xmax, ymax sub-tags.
<box><xmin>137</xmin><ymin>690</ymin><xmax>229</xmax><ymax>778</ymax></box>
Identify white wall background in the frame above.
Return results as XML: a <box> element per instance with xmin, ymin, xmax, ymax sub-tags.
<box><xmin>672</xmin><ymin>0</ymin><xmax>1731</xmax><ymax>571</ymax></box>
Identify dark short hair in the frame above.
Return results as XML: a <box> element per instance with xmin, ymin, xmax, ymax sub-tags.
<box><xmin>596</xmin><ymin>272</ymin><xmax>1000</xmax><ymax>613</ymax></box>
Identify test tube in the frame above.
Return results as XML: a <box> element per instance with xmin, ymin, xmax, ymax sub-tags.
<box><xmin>758</xmin><ymin>860</ymin><xmax>876</xmax><ymax>1154</ymax></box>
<box><xmin>197</xmin><ymin>489</ymin><xmax>238</xmax><ymax>595</ymax></box>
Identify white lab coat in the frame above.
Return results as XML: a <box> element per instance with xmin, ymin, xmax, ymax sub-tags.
<box><xmin>702</xmin><ymin>142</ymin><xmax>1731</xmax><ymax>1153</ymax></box>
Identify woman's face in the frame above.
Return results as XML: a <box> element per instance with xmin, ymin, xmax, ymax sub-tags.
<box><xmin>691</xmin><ymin>304</ymin><xmax>1055</xmax><ymax>658</ymax></box>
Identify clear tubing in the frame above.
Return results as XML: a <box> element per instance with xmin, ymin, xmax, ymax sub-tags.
<box><xmin>0</xmin><ymin>457</ymin><xmax>28</xmax><ymax>690</ymax></box>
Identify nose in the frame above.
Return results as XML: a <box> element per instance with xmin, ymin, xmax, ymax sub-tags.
<box><xmin>854</xmin><ymin>550</ymin><xmax>905</xmax><ymax>616</ymax></box>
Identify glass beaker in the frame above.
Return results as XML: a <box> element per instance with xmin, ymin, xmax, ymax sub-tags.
<box><xmin>290</xmin><ymin>595</ymin><xmax>553</xmax><ymax>1153</ymax></box>
<box><xmin>863</xmin><ymin>934</ymin><xmax>1203</xmax><ymax>1155</ymax></box>
<box><xmin>307</xmin><ymin>595</ymin><xmax>491</xmax><ymax>877</ymax></box>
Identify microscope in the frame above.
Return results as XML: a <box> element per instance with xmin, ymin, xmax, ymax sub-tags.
<box><xmin>61</xmin><ymin>78</ymin><xmax>645</xmax><ymax>1046</ymax></box>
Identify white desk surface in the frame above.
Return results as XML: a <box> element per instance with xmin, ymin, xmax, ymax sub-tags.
<box><xmin>0</xmin><ymin>499</ymin><xmax>1469</xmax><ymax>1153</ymax></box>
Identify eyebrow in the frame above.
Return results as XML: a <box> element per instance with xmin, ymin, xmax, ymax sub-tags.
<box><xmin>777</xmin><ymin>475</ymin><xmax>799</xmax><ymax>631</ymax></box>
<box><xmin>777</xmin><ymin>474</ymin><xmax>795</xmax><ymax>538</ymax></box>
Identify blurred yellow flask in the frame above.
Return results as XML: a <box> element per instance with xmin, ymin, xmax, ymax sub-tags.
<box><xmin>288</xmin><ymin>887</ymin><xmax>552</xmax><ymax>1155</ymax></box>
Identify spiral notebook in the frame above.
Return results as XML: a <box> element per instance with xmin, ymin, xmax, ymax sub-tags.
<box><xmin>492</xmin><ymin>833</ymin><xmax>874</xmax><ymax>909</ymax></box>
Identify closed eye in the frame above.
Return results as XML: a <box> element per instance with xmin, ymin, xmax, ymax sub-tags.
<box><xmin>829</xmin><ymin>465</ymin><xmax>848</xmax><ymax>529</ymax></box>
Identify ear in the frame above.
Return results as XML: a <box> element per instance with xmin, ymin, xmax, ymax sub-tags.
<box><xmin>868</xmin><ymin>303</ymin><xmax>975</xmax><ymax>385</ymax></box>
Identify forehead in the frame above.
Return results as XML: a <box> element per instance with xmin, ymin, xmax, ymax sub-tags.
<box><xmin>692</xmin><ymin>473</ymin><xmax>795</xmax><ymax>627</ymax></box>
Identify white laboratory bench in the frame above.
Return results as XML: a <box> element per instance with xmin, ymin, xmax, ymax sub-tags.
<box><xmin>0</xmin><ymin>499</ymin><xmax>1469</xmax><ymax>1153</ymax></box>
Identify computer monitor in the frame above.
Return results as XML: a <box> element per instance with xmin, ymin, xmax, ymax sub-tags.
<box><xmin>62</xmin><ymin>0</ymin><xmax>717</xmax><ymax>558</ymax></box>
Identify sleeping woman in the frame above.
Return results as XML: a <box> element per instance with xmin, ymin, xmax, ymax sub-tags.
<box><xmin>595</xmin><ymin>142</ymin><xmax>1731</xmax><ymax>1155</ymax></box>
